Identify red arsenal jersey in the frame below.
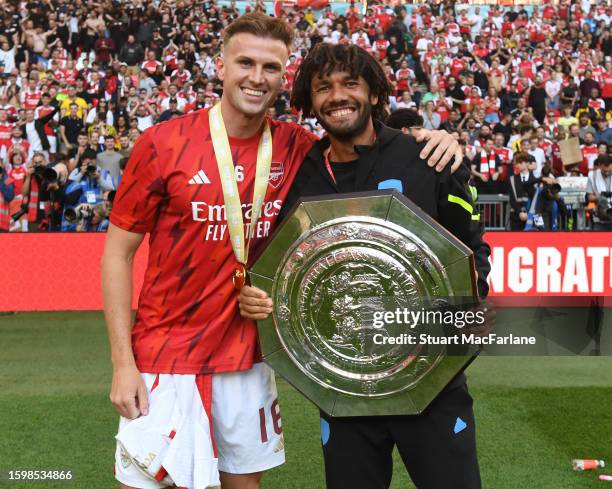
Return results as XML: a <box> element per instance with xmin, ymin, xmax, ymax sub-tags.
<box><xmin>0</xmin><ymin>123</ymin><xmax>13</xmax><ymax>149</ymax></box>
<box><xmin>484</xmin><ymin>96</ymin><xmax>500</xmax><ymax>114</ymax></box>
<box><xmin>395</xmin><ymin>68</ymin><xmax>414</xmax><ymax>92</ymax></box>
<box><xmin>538</xmin><ymin>139</ymin><xmax>553</xmax><ymax>158</ymax></box>
<box><xmin>284</xmin><ymin>63</ymin><xmax>299</xmax><ymax>91</ymax></box>
<box><xmin>22</xmin><ymin>89</ymin><xmax>42</xmax><ymax>110</ymax></box>
<box><xmin>581</xmin><ymin>144</ymin><xmax>598</xmax><ymax>173</ymax></box>
<box><xmin>110</xmin><ymin>108</ymin><xmax>317</xmax><ymax>375</ymax></box>
<box><xmin>591</xmin><ymin>65</ymin><xmax>605</xmax><ymax>84</ymax></box>
<box><xmin>374</xmin><ymin>39</ymin><xmax>389</xmax><ymax>59</ymax></box>
<box><xmin>518</xmin><ymin>60</ymin><xmax>535</xmax><ymax>80</ymax></box>
<box><xmin>450</xmin><ymin>58</ymin><xmax>465</xmax><ymax>78</ymax></box>
<box><xmin>602</xmin><ymin>72</ymin><xmax>612</xmax><ymax>99</ymax></box>
<box><xmin>141</xmin><ymin>60</ymin><xmax>162</xmax><ymax>75</ymax></box>
<box><xmin>447</xmin><ymin>23</ymin><xmax>459</xmax><ymax>36</ymax></box>
<box><xmin>171</xmin><ymin>69</ymin><xmax>191</xmax><ymax>86</ymax></box>
<box><xmin>8</xmin><ymin>165</ymin><xmax>27</xmax><ymax>194</ymax></box>
<box><xmin>493</xmin><ymin>146</ymin><xmax>513</xmax><ymax>164</ymax></box>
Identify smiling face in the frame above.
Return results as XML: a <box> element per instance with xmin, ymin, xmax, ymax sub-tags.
<box><xmin>310</xmin><ymin>70</ymin><xmax>377</xmax><ymax>141</ymax></box>
<box><xmin>216</xmin><ymin>33</ymin><xmax>288</xmax><ymax>120</ymax></box>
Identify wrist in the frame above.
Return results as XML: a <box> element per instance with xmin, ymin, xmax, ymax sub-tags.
<box><xmin>112</xmin><ymin>355</ymin><xmax>137</xmax><ymax>369</ymax></box>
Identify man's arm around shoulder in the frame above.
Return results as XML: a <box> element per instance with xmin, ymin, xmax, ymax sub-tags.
<box><xmin>102</xmin><ymin>223</ymin><xmax>149</xmax><ymax>419</ymax></box>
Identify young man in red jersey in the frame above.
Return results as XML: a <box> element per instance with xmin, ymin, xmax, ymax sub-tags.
<box><xmin>103</xmin><ymin>13</ymin><xmax>460</xmax><ymax>489</ymax></box>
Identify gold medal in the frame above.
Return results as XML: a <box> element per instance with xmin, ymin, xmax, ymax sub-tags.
<box><xmin>232</xmin><ymin>263</ymin><xmax>247</xmax><ymax>290</ymax></box>
<box><xmin>209</xmin><ymin>103</ymin><xmax>273</xmax><ymax>293</ymax></box>
<box><xmin>208</xmin><ymin>103</ymin><xmax>272</xmax><ymax>290</ymax></box>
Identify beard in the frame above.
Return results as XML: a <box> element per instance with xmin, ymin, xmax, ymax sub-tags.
<box><xmin>315</xmin><ymin>100</ymin><xmax>372</xmax><ymax>141</ymax></box>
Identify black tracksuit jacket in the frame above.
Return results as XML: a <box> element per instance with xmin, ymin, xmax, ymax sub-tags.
<box><xmin>279</xmin><ymin>121</ymin><xmax>491</xmax><ymax>298</ymax></box>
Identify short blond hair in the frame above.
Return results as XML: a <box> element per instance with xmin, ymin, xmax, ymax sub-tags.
<box><xmin>223</xmin><ymin>13</ymin><xmax>293</xmax><ymax>50</ymax></box>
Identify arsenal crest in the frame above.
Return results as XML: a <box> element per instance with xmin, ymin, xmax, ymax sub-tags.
<box><xmin>269</xmin><ymin>161</ymin><xmax>285</xmax><ymax>189</ymax></box>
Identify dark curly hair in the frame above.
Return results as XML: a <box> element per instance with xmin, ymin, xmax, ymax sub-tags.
<box><xmin>290</xmin><ymin>43</ymin><xmax>393</xmax><ymax>121</ymax></box>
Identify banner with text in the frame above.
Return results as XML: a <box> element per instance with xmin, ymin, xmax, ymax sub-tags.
<box><xmin>1</xmin><ymin>232</ymin><xmax>611</xmax><ymax>311</ymax></box>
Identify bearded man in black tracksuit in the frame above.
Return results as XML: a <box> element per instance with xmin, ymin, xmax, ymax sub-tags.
<box><xmin>239</xmin><ymin>44</ymin><xmax>491</xmax><ymax>489</ymax></box>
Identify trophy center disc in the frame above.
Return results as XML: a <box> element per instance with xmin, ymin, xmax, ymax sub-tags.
<box><xmin>273</xmin><ymin>218</ymin><xmax>450</xmax><ymax>397</ymax></box>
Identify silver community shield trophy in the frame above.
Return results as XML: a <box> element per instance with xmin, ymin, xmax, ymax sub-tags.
<box><xmin>250</xmin><ymin>190</ymin><xmax>480</xmax><ymax>416</ymax></box>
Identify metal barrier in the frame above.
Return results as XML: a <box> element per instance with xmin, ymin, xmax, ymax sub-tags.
<box><xmin>476</xmin><ymin>195</ymin><xmax>509</xmax><ymax>231</ymax></box>
<box><xmin>476</xmin><ymin>193</ymin><xmax>589</xmax><ymax>231</ymax></box>
<box><xmin>559</xmin><ymin>191</ymin><xmax>588</xmax><ymax>231</ymax></box>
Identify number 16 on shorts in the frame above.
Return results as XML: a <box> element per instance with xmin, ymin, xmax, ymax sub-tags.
<box><xmin>259</xmin><ymin>398</ymin><xmax>282</xmax><ymax>443</ymax></box>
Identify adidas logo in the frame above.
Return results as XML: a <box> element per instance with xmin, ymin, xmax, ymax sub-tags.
<box><xmin>188</xmin><ymin>169</ymin><xmax>211</xmax><ymax>185</ymax></box>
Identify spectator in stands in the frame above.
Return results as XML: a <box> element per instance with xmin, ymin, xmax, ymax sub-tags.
<box><xmin>492</xmin><ymin>112</ymin><xmax>513</xmax><ymax>146</ymax></box>
<box><xmin>59</xmin><ymin>103</ymin><xmax>84</xmax><ymax>154</ymax></box>
<box><xmin>558</xmin><ymin>105</ymin><xmax>579</xmax><ymax>131</ymax></box>
<box><xmin>471</xmin><ymin>135</ymin><xmax>501</xmax><ymax>195</ymax></box>
<box><xmin>156</xmin><ymin>97</ymin><xmax>183</xmax><ymax>123</ymax></box>
<box><xmin>539</xmin><ymin>166</ymin><xmax>567</xmax><ymax>231</ymax></box>
<box><xmin>595</xmin><ymin>118</ymin><xmax>612</xmax><ymax>145</ymax></box>
<box><xmin>20</xmin><ymin>152</ymin><xmax>50</xmax><ymax>231</ymax></box>
<box><xmin>96</xmin><ymin>135</ymin><xmax>122</xmax><ymax>190</ymax></box>
<box><xmin>422</xmin><ymin>100</ymin><xmax>441</xmax><ymax>130</ymax></box>
<box><xmin>118</xmin><ymin>35</ymin><xmax>144</xmax><ymax>74</ymax></box>
<box><xmin>0</xmin><ymin>162</ymin><xmax>14</xmax><ymax>232</ymax></box>
<box><xmin>493</xmin><ymin>132</ymin><xmax>513</xmax><ymax>182</ymax></box>
<box><xmin>508</xmin><ymin>152</ymin><xmax>538</xmax><ymax>231</ymax></box>
<box><xmin>597</xmin><ymin>143</ymin><xmax>609</xmax><ymax>162</ymax></box>
<box><xmin>0</xmin><ymin>40</ymin><xmax>16</xmax><ymax>77</ymax></box>
<box><xmin>586</xmin><ymin>154</ymin><xmax>612</xmax><ymax>230</ymax></box>
<box><xmin>63</xmin><ymin>148</ymin><xmax>113</xmax><ymax>230</ymax></box>
<box><xmin>385</xmin><ymin>108</ymin><xmax>424</xmax><ymax>136</ymax></box>
<box><xmin>59</xmin><ymin>85</ymin><xmax>87</xmax><ymax>120</ymax></box>
<box><xmin>74</xmin><ymin>201</ymin><xmax>109</xmax><ymax>232</ymax></box>
<box><xmin>578</xmin><ymin>112</ymin><xmax>597</xmax><ymax>141</ymax></box>
<box><xmin>21</xmin><ymin>103</ymin><xmax>60</xmax><ymax>162</ymax></box>
<box><xmin>579</xmin><ymin>69</ymin><xmax>601</xmax><ymax>100</ymax></box>
<box><xmin>521</xmin><ymin>138</ymin><xmax>546</xmax><ymax>178</ymax></box>
<box><xmin>117</xmin><ymin>134</ymin><xmax>132</xmax><ymax>159</ymax></box>
<box><xmin>545</xmin><ymin>74</ymin><xmax>562</xmax><ymax>111</ymax></box>
<box><xmin>441</xmin><ymin>108</ymin><xmax>461</xmax><ymax>133</ymax></box>
<box><xmin>7</xmin><ymin>151</ymin><xmax>26</xmax><ymax>231</ymax></box>
<box><xmin>129</xmin><ymin>99</ymin><xmax>156</xmax><ymax>131</ymax></box>
<box><xmin>0</xmin><ymin>0</ymin><xmax>607</xmax><ymax>233</ymax></box>
<box><xmin>526</xmin><ymin>75</ymin><xmax>547</xmax><ymax>125</ymax></box>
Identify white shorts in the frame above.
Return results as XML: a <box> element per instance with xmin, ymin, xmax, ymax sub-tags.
<box><xmin>114</xmin><ymin>363</ymin><xmax>284</xmax><ymax>489</ymax></box>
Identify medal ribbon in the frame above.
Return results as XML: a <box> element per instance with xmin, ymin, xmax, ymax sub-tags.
<box><xmin>323</xmin><ymin>146</ymin><xmax>337</xmax><ymax>186</ymax></box>
<box><xmin>209</xmin><ymin>103</ymin><xmax>273</xmax><ymax>265</ymax></box>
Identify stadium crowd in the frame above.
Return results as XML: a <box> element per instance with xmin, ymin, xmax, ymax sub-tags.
<box><xmin>0</xmin><ymin>0</ymin><xmax>610</xmax><ymax>231</ymax></box>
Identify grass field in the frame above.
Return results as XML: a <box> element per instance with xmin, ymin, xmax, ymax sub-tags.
<box><xmin>1</xmin><ymin>311</ymin><xmax>611</xmax><ymax>489</ymax></box>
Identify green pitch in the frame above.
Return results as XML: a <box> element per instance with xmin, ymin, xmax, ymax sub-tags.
<box><xmin>1</xmin><ymin>312</ymin><xmax>610</xmax><ymax>488</ymax></box>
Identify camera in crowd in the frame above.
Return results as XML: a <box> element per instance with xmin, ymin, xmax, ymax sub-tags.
<box><xmin>79</xmin><ymin>149</ymin><xmax>99</xmax><ymax>178</ymax></box>
<box><xmin>597</xmin><ymin>191</ymin><xmax>612</xmax><ymax>222</ymax></box>
<box><xmin>30</xmin><ymin>154</ymin><xmax>63</xmax><ymax>185</ymax></box>
<box><xmin>64</xmin><ymin>204</ymin><xmax>94</xmax><ymax>224</ymax></box>
<box><xmin>11</xmin><ymin>203</ymin><xmax>29</xmax><ymax>222</ymax></box>
<box><xmin>545</xmin><ymin>182</ymin><xmax>562</xmax><ymax>200</ymax></box>
<box><xmin>32</xmin><ymin>164</ymin><xmax>46</xmax><ymax>178</ymax></box>
<box><xmin>541</xmin><ymin>167</ymin><xmax>562</xmax><ymax>200</ymax></box>
<box><xmin>42</xmin><ymin>167</ymin><xmax>60</xmax><ymax>183</ymax></box>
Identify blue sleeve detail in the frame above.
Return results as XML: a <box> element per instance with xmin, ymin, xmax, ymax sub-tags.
<box><xmin>378</xmin><ymin>179</ymin><xmax>403</xmax><ymax>192</ymax></box>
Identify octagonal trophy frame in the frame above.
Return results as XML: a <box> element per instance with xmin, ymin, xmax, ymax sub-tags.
<box><xmin>250</xmin><ymin>190</ymin><xmax>479</xmax><ymax>417</ymax></box>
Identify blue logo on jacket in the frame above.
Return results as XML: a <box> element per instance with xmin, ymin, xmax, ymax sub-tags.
<box><xmin>378</xmin><ymin>179</ymin><xmax>403</xmax><ymax>192</ymax></box>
